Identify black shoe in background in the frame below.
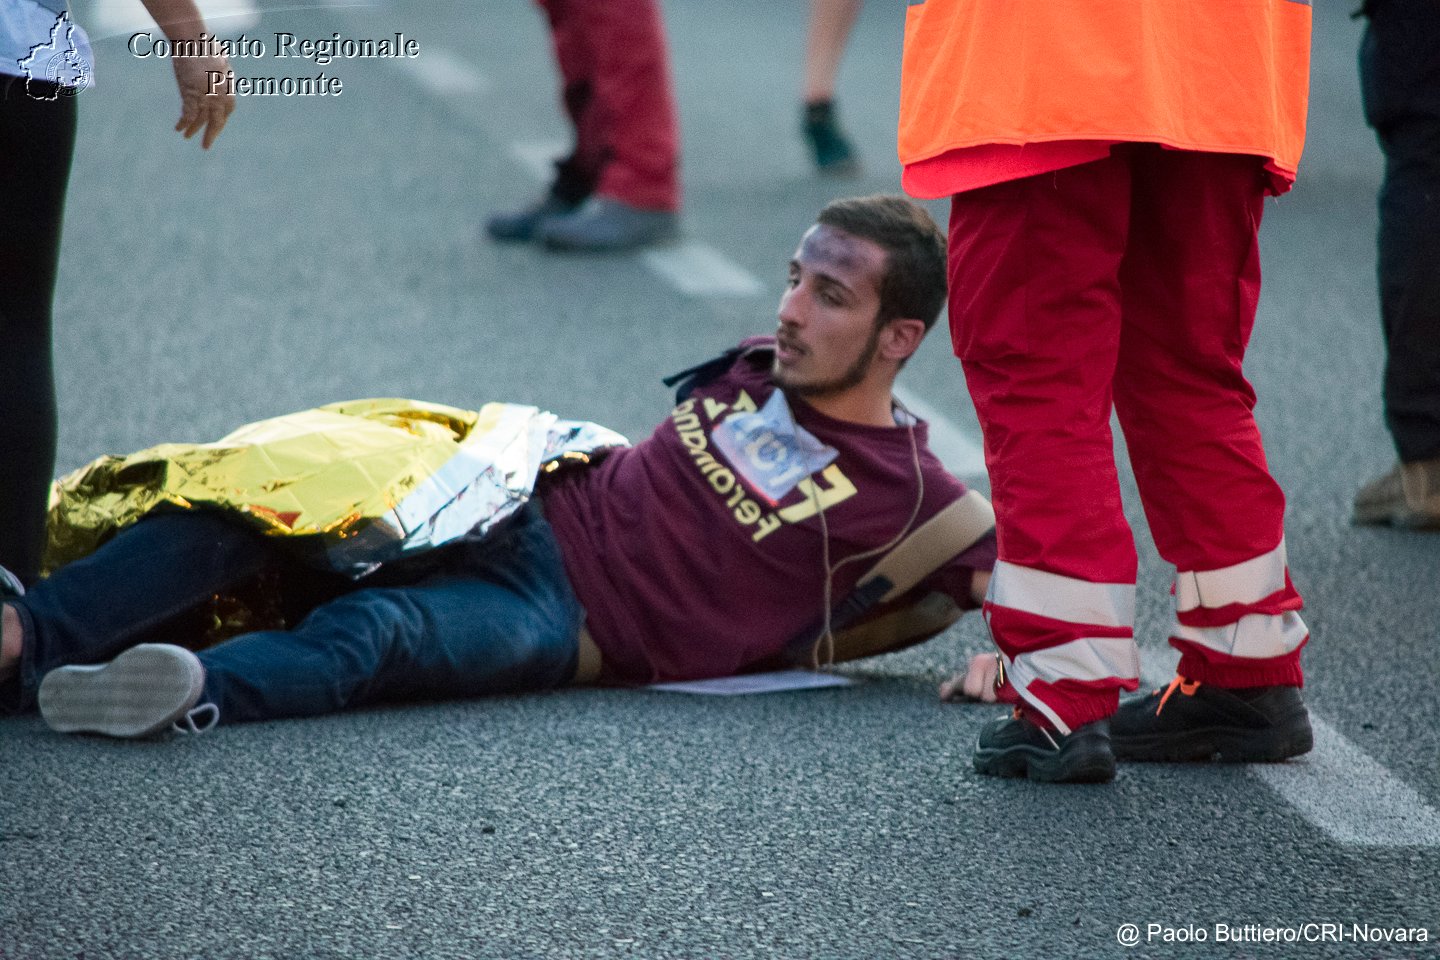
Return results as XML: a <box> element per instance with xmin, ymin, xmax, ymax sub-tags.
<box><xmin>802</xmin><ymin>99</ymin><xmax>860</xmax><ymax>176</ymax></box>
<box><xmin>1111</xmin><ymin>677</ymin><xmax>1313</xmax><ymax>763</ymax></box>
<box><xmin>973</xmin><ymin>710</ymin><xmax>1116</xmax><ymax>783</ymax></box>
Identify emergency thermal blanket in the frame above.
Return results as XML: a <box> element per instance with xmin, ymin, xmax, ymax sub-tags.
<box><xmin>44</xmin><ymin>398</ymin><xmax>628</xmax><ymax>577</ymax></box>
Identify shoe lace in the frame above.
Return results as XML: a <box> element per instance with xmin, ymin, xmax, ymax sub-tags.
<box><xmin>1155</xmin><ymin>676</ymin><xmax>1201</xmax><ymax>716</ymax></box>
<box><xmin>172</xmin><ymin>702</ymin><xmax>219</xmax><ymax>735</ymax></box>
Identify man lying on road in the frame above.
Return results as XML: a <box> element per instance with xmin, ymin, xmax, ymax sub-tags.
<box><xmin>0</xmin><ymin>195</ymin><xmax>1002</xmax><ymax>740</ymax></box>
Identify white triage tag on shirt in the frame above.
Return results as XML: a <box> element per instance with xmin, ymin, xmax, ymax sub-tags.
<box><xmin>710</xmin><ymin>390</ymin><xmax>838</xmax><ymax>504</ymax></box>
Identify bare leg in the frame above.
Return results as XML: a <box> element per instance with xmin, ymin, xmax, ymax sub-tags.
<box><xmin>803</xmin><ymin>0</ymin><xmax>862</xmax><ymax>103</ymax></box>
<box><xmin>800</xmin><ymin>0</ymin><xmax>862</xmax><ymax>174</ymax></box>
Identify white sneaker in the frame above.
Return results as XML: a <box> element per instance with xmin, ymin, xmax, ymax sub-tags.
<box><xmin>38</xmin><ymin>644</ymin><xmax>218</xmax><ymax>738</ymax></box>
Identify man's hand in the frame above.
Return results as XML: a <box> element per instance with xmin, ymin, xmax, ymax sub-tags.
<box><xmin>171</xmin><ymin>54</ymin><xmax>234</xmax><ymax>149</ymax></box>
<box><xmin>938</xmin><ymin>652</ymin><xmax>1000</xmax><ymax>703</ymax></box>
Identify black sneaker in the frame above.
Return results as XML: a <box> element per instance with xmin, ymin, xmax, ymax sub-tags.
<box><xmin>802</xmin><ymin>100</ymin><xmax>859</xmax><ymax>176</ymax></box>
<box><xmin>1111</xmin><ymin>676</ymin><xmax>1313</xmax><ymax>763</ymax></box>
<box><xmin>973</xmin><ymin>710</ymin><xmax>1116</xmax><ymax>783</ymax></box>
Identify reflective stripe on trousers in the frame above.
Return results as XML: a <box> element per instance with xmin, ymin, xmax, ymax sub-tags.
<box><xmin>984</xmin><ymin>560</ymin><xmax>1140</xmax><ymax>734</ymax></box>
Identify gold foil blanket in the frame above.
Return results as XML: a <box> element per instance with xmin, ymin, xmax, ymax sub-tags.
<box><xmin>44</xmin><ymin>398</ymin><xmax>628</xmax><ymax>577</ymax></box>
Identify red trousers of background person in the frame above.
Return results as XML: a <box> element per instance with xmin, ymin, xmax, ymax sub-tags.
<box><xmin>948</xmin><ymin>145</ymin><xmax>1308</xmax><ymax>733</ymax></box>
<box><xmin>539</xmin><ymin>0</ymin><xmax>681</xmax><ymax>212</ymax></box>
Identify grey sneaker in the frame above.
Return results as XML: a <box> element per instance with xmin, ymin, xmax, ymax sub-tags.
<box><xmin>1352</xmin><ymin>456</ymin><xmax>1440</xmax><ymax>529</ymax></box>
<box><xmin>39</xmin><ymin>644</ymin><xmax>218</xmax><ymax>738</ymax></box>
<box><xmin>485</xmin><ymin>193</ymin><xmax>582</xmax><ymax>243</ymax></box>
<box><xmin>538</xmin><ymin>196</ymin><xmax>679</xmax><ymax>252</ymax></box>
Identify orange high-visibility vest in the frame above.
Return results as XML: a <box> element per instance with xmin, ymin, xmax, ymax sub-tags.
<box><xmin>898</xmin><ymin>0</ymin><xmax>1312</xmax><ymax>195</ymax></box>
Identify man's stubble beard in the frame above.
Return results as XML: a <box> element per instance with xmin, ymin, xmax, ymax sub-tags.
<box><xmin>773</xmin><ymin>323</ymin><xmax>882</xmax><ymax>400</ymax></box>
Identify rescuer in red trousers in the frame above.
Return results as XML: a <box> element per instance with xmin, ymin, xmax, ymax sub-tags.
<box><xmin>485</xmin><ymin>0</ymin><xmax>681</xmax><ymax>253</ymax></box>
<box><xmin>899</xmin><ymin>0</ymin><xmax>1315</xmax><ymax>782</ymax></box>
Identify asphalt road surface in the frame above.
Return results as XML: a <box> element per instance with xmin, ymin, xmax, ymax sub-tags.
<box><xmin>2</xmin><ymin>1</ymin><xmax>1437</xmax><ymax>958</ymax></box>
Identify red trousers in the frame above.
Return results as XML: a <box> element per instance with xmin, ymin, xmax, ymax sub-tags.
<box><xmin>948</xmin><ymin>146</ymin><xmax>1307</xmax><ymax>732</ymax></box>
<box><xmin>539</xmin><ymin>0</ymin><xmax>681</xmax><ymax>211</ymax></box>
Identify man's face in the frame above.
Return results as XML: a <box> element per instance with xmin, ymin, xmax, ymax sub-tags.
<box><xmin>773</xmin><ymin>224</ymin><xmax>888</xmax><ymax>398</ymax></box>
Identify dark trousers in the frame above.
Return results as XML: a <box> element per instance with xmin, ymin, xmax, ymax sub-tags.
<box><xmin>3</xmin><ymin>504</ymin><xmax>584</xmax><ymax>724</ymax></box>
<box><xmin>0</xmin><ymin>76</ymin><xmax>76</xmax><ymax>585</ymax></box>
<box><xmin>1360</xmin><ymin>0</ymin><xmax>1440</xmax><ymax>462</ymax></box>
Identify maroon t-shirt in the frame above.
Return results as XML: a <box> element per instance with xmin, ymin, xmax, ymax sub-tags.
<box><xmin>540</xmin><ymin>339</ymin><xmax>995</xmax><ymax>685</ymax></box>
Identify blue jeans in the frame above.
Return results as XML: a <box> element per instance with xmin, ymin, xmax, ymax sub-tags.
<box><xmin>3</xmin><ymin>503</ymin><xmax>584</xmax><ymax>724</ymax></box>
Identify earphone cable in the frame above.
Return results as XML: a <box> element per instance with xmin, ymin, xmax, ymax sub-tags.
<box><xmin>807</xmin><ymin>396</ymin><xmax>927</xmax><ymax>669</ymax></box>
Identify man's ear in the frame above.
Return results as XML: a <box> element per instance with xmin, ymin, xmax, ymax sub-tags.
<box><xmin>879</xmin><ymin>318</ymin><xmax>927</xmax><ymax>363</ymax></box>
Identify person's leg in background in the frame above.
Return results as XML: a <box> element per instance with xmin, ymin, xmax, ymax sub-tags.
<box><xmin>488</xmin><ymin>0</ymin><xmax>679</xmax><ymax>251</ymax></box>
<box><xmin>535</xmin><ymin>0</ymin><xmax>680</xmax><ymax>251</ymax></box>
<box><xmin>0</xmin><ymin>77</ymin><xmax>77</xmax><ymax>587</ymax></box>
<box><xmin>1107</xmin><ymin>147</ymin><xmax>1311</xmax><ymax>763</ymax></box>
<box><xmin>1353</xmin><ymin>0</ymin><xmax>1440</xmax><ymax>528</ymax></box>
<box><xmin>485</xmin><ymin>0</ymin><xmax>606</xmax><ymax>243</ymax></box>
<box><xmin>801</xmin><ymin>0</ymin><xmax>862</xmax><ymax>175</ymax></box>
<box><xmin>948</xmin><ymin>154</ymin><xmax>1144</xmax><ymax>783</ymax></box>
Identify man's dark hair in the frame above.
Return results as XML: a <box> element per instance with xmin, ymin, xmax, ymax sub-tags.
<box><xmin>816</xmin><ymin>194</ymin><xmax>947</xmax><ymax>331</ymax></box>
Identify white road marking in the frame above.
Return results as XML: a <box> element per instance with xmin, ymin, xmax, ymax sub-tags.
<box><xmin>640</xmin><ymin>243</ymin><xmax>764</xmax><ymax>298</ymax></box>
<box><xmin>1139</xmin><ymin>648</ymin><xmax>1440</xmax><ymax>848</ymax></box>
<box><xmin>1254</xmin><ymin>721</ymin><xmax>1440</xmax><ymax>847</ymax></box>
<box><xmin>86</xmin><ymin>0</ymin><xmax>260</xmax><ymax>37</ymax></box>
<box><xmin>394</xmin><ymin>48</ymin><xmax>489</xmax><ymax>97</ymax></box>
<box><xmin>891</xmin><ymin>385</ymin><xmax>987</xmax><ymax>478</ymax></box>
